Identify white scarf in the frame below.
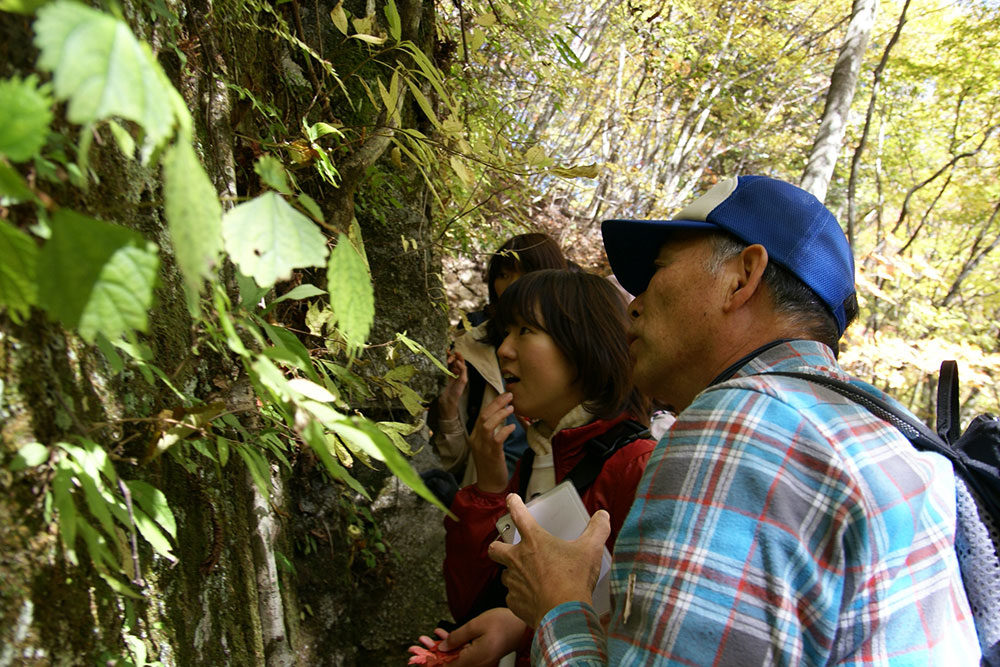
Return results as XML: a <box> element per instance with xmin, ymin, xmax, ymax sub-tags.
<box><xmin>524</xmin><ymin>404</ymin><xmax>594</xmax><ymax>500</ymax></box>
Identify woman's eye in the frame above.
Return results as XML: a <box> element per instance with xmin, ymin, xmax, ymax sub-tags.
<box><xmin>519</xmin><ymin>326</ymin><xmax>531</xmax><ymax>335</ymax></box>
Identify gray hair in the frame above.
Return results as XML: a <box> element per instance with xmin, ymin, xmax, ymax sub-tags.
<box><xmin>705</xmin><ymin>233</ymin><xmax>855</xmax><ymax>354</ymax></box>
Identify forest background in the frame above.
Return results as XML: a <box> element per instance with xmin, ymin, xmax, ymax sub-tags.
<box><xmin>1</xmin><ymin>0</ymin><xmax>998</xmax><ymax>664</ymax></box>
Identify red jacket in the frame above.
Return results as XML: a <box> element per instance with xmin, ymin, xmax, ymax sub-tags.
<box><xmin>443</xmin><ymin>414</ymin><xmax>655</xmax><ymax>624</ymax></box>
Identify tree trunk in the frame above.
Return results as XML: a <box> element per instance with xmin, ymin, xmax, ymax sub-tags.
<box><xmin>800</xmin><ymin>0</ymin><xmax>878</xmax><ymax>202</ymax></box>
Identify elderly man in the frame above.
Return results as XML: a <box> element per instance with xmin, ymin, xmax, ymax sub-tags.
<box><xmin>485</xmin><ymin>176</ymin><xmax>980</xmax><ymax>665</ymax></box>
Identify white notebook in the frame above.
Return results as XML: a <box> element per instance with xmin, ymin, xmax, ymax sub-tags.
<box><xmin>495</xmin><ymin>481</ymin><xmax>613</xmax><ymax>615</ymax></box>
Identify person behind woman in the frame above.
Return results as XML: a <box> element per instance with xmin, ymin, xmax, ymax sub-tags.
<box><xmin>434</xmin><ymin>270</ymin><xmax>655</xmax><ymax>666</ymax></box>
<box><xmin>428</xmin><ymin>233</ymin><xmax>566</xmax><ymax>504</ymax></box>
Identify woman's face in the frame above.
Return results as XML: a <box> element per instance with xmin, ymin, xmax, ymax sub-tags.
<box><xmin>497</xmin><ymin>314</ymin><xmax>583</xmax><ymax>429</ymax></box>
<box><xmin>492</xmin><ymin>266</ymin><xmax>523</xmax><ymax>299</ymax></box>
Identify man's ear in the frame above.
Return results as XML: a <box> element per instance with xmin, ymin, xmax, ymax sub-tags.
<box><xmin>723</xmin><ymin>244</ymin><xmax>768</xmax><ymax>312</ymax></box>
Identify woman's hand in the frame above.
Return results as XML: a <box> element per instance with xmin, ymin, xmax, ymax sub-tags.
<box><xmin>439</xmin><ymin>607</ymin><xmax>528</xmax><ymax>667</ymax></box>
<box><xmin>437</xmin><ymin>350</ymin><xmax>468</xmax><ymax>421</ymax></box>
<box><xmin>469</xmin><ymin>392</ymin><xmax>516</xmax><ymax>494</ymax></box>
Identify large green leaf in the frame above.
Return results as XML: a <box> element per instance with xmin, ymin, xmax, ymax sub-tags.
<box><xmin>33</xmin><ymin>1</ymin><xmax>188</xmax><ymax>155</ymax></box>
<box><xmin>0</xmin><ymin>218</ymin><xmax>39</xmax><ymax>324</ymax></box>
<box><xmin>0</xmin><ymin>76</ymin><xmax>53</xmax><ymax>162</ymax></box>
<box><xmin>125</xmin><ymin>480</ymin><xmax>177</xmax><ymax>539</ymax></box>
<box><xmin>222</xmin><ymin>191</ymin><xmax>328</xmax><ymax>288</ymax></box>
<box><xmin>326</xmin><ymin>233</ymin><xmax>374</xmax><ymax>352</ymax></box>
<box><xmin>163</xmin><ymin>140</ymin><xmax>222</xmax><ymax>310</ymax></box>
<box><xmin>37</xmin><ymin>210</ymin><xmax>159</xmax><ymax>343</ymax></box>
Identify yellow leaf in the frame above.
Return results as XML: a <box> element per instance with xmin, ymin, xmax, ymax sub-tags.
<box><xmin>450</xmin><ymin>155</ymin><xmax>474</xmax><ymax>185</ymax></box>
<box><xmin>474</xmin><ymin>12</ymin><xmax>496</xmax><ymax>26</ymax></box>
<box><xmin>330</xmin><ymin>2</ymin><xmax>348</xmax><ymax>34</ymax></box>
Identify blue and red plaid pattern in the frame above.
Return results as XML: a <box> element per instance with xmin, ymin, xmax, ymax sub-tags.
<box><xmin>533</xmin><ymin>340</ymin><xmax>980</xmax><ymax>666</ymax></box>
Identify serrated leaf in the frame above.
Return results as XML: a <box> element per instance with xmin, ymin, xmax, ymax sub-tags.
<box><xmin>0</xmin><ymin>159</ymin><xmax>37</xmax><ymax>204</ymax></box>
<box><xmin>37</xmin><ymin>210</ymin><xmax>159</xmax><ymax>343</ymax></box>
<box><xmin>222</xmin><ymin>192</ymin><xmax>328</xmax><ymax>289</ymax></box>
<box><xmin>125</xmin><ymin>480</ymin><xmax>176</xmax><ymax>538</ymax></box>
<box><xmin>34</xmin><ymin>1</ymin><xmax>185</xmax><ymax>155</ymax></box>
<box><xmin>326</xmin><ymin>233</ymin><xmax>374</xmax><ymax>352</ymax></box>
<box><xmin>10</xmin><ymin>442</ymin><xmax>49</xmax><ymax>471</ymax></box>
<box><xmin>384</xmin><ymin>0</ymin><xmax>401</xmax><ymax>41</ymax></box>
<box><xmin>164</xmin><ymin>141</ymin><xmax>223</xmax><ymax>309</ymax></box>
<box><xmin>254</xmin><ymin>154</ymin><xmax>292</xmax><ymax>194</ymax></box>
<box><xmin>330</xmin><ymin>1</ymin><xmax>348</xmax><ymax>34</ymax></box>
<box><xmin>0</xmin><ymin>218</ymin><xmax>39</xmax><ymax>324</ymax></box>
<box><xmin>0</xmin><ymin>75</ymin><xmax>53</xmax><ymax>162</ymax></box>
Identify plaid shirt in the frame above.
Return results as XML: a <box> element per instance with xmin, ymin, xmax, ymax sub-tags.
<box><xmin>533</xmin><ymin>340</ymin><xmax>980</xmax><ymax>665</ymax></box>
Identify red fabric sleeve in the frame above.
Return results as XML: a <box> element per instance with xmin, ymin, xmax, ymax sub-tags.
<box><xmin>442</xmin><ymin>469</ymin><xmax>521</xmax><ymax>622</ymax></box>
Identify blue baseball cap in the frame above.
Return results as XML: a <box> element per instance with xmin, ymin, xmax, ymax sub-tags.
<box><xmin>601</xmin><ymin>175</ymin><xmax>856</xmax><ymax>335</ymax></box>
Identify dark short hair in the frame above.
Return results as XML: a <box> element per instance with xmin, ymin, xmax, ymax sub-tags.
<box><xmin>707</xmin><ymin>233</ymin><xmax>859</xmax><ymax>353</ymax></box>
<box><xmin>495</xmin><ymin>270</ymin><xmax>647</xmax><ymax>421</ymax></box>
<box><xmin>485</xmin><ymin>233</ymin><xmax>566</xmax><ymax>306</ymax></box>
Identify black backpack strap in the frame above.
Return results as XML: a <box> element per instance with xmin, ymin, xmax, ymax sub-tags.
<box><xmin>762</xmin><ymin>371</ymin><xmax>1000</xmax><ymax>520</ymax></box>
<box><xmin>517</xmin><ymin>419</ymin><xmax>649</xmax><ymax>500</ymax></box>
<box><xmin>565</xmin><ymin>419</ymin><xmax>650</xmax><ymax>493</ymax></box>
<box><xmin>937</xmin><ymin>360</ymin><xmax>961</xmax><ymax>444</ymax></box>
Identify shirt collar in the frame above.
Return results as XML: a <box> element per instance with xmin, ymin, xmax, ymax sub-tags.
<box><xmin>707</xmin><ymin>339</ymin><xmax>841</xmax><ymax>387</ymax></box>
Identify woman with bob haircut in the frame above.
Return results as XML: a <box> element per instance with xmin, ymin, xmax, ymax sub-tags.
<box><xmin>430</xmin><ymin>234</ymin><xmax>567</xmax><ymax>501</ymax></box>
<box><xmin>423</xmin><ymin>270</ymin><xmax>654</xmax><ymax>667</ymax></box>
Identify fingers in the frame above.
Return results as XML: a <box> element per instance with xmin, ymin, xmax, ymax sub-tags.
<box><xmin>581</xmin><ymin>509</ymin><xmax>611</xmax><ymax>547</ymax></box>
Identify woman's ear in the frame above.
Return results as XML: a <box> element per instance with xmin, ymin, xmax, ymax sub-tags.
<box><xmin>723</xmin><ymin>244</ymin><xmax>768</xmax><ymax>312</ymax></box>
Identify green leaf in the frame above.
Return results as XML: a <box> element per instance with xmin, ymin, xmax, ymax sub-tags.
<box><xmin>222</xmin><ymin>192</ymin><xmax>329</xmax><ymax>288</ymax></box>
<box><xmin>0</xmin><ymin>159</ymin><xmax>38</xmax><ymax>204</ymax></box>
<box><xmin>37</xmin><ymin>210</ymin><xmax>159</xmax><ymax>343</ymax></box>
<box><xmin>396</xmin><ymin>331</ymin><xmax>450</xmax><ymax>374</ymax></box>
<box><xmin>252</xmin><ymin>356</ymin><xmax>294</xmax><ymax>401</ymax></box>
<box><xmin>34</xmin><ymin>1</ymin><xmax>187</xmax><ymax>156</ymax></box>
<box><xmin>405</xmin><ymin>77</ymin><xmax>440</xmax><ymax>129</ymax></box>
<box><xmin>217</xmin><ymin>436</ymin><xmax>230</xmax><ymax>467</ymax></box>
<box><xmin>9</xmin><ymin>442</ymin><xmax>49</xmax><ymax>471</ymax></box>
<box><xmin>163</xmin><ymin>140</ymin><xmax>223</xmax><ymax>310</ymax></box>
<box><xmin>0</xmin><ymin>0</ymin><xmax>47</xmax><ymax>13</ymax></box>
<box><xmin>385</xmin><ymin>379</ymin><xmax>425</xmax><ymax>416</ymax></box>
<box><xmin>132</xmin><ymin>506</ymin><xmax>177</xmax><ymax>563</ymax></box>
<box><xmin>384</xmin><ymin>0</ymin><xmax>401</xmax><ymax>42</ymax></box>
<box><xmin>268</xmin><ymin>283</ymin><xmax>327</xmax><ymax>307</ymax></box>
<box><xmin>0</xmin><ymin>75</ymin><xmax>53</xmax><ymax>162</ymax></box>
<box><xmin>235</xmin><ymin>445</ymin><xmax>271</xmax><ymax>499</ymax></box>
<box><xmin>52</xmin><ymin>467</ymin><xmax>78</xmax><ymax>564</ymax></box>
<box><xmin>0</xmin><ymin>218</ymin><xmax>39</xmax><ymax>324</ymax></box>
<box><xmin>327</xmin><ymin>233</ymin><xmax>374</xmax><ymax>352</ymax></box>
<box><xmin>254</xmin><ymin>154</ymin><xmax>292</xmax><ymax>195</ymax></box>
<box><xmin>300</xmin><ymin>419</ymin><xmax>371</xmax><ymax>499</ymax></box>
<box><xmin>106</xmin><ymin>119</ymin><xmax>136</xmax><ymax>158</ymax></box>
<box><xmin>353</xmin><ymin>420</ymin><xmax>454</xmax><ymax>517</ymax></box>
<box><xmin>95</xmin><ymin>333</ymin><xmax>124</xmax><ymax>375</ymax></box>
<box><xmin>260</xmin><ymin>321</ymin><xmax>317</xmax><ymax>378</ymax></box>
<box><xmin>125</xmin><ymin>480</ymin><xmax>176</xmax><ymax>539</ymax></box>
<box><xmin>296</xmin><ymin>193</ymin><xmax>324</xmax><ymax>222</ymax></box>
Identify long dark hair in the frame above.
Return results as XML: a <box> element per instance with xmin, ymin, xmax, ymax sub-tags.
<box><xmin>482</xmin><ymin>233</ymin><xmax>566</xmax><ymax>343</ymax></box>
<box><xmin>495</xmin><ymin>270</ymin><xmax>648</xmax><ymax>422</ymax></box>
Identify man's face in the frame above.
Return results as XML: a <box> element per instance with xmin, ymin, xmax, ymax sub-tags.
<box><xmin>625</xmin><ymin>232</ymin><xmax>728</xmax><ymax>411</ymax></box>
